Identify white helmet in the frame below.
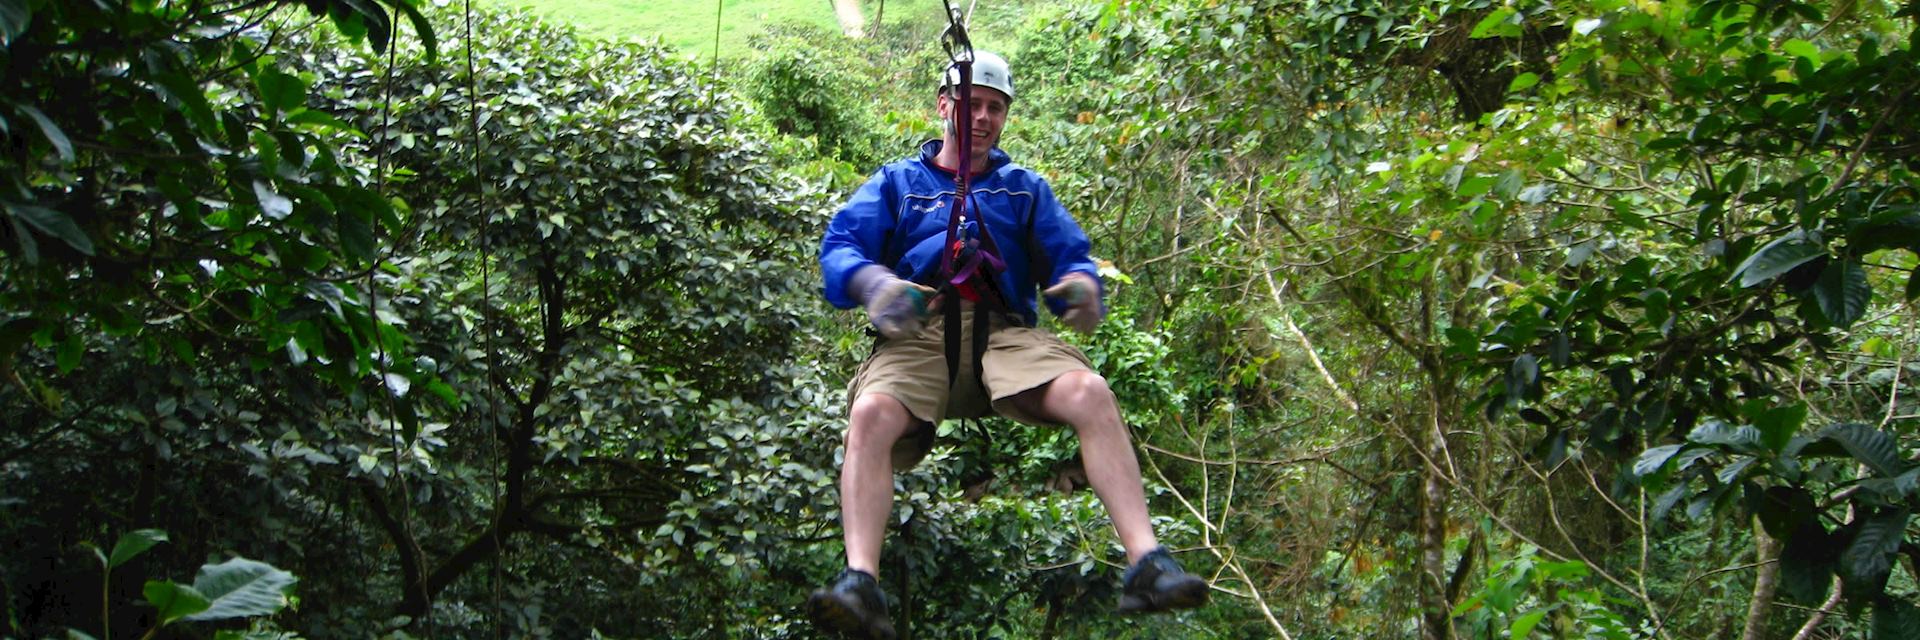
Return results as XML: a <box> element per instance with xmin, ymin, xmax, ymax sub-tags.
<box><xmin>941</xmin><ymin>50</ymin><xmax>1014</xmax><ymax>103</ymax></box>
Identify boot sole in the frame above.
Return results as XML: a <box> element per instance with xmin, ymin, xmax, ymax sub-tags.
<box><xmin>807</xmin><ymin>591</ymin><xmax>897</xmax><ymax>640</ymax></box>
<box><xmin>1117</xmin><ymin>579</ymin><xmax>1210</xmax><ymax>614</ymax></box>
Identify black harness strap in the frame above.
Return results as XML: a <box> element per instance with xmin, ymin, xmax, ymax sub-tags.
<box><xmin>935</xmin><ymin>3</ymin><xmax>1007</xmax><ymax>394</ymax></box>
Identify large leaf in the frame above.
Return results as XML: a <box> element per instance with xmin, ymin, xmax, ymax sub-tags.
<box><xmin>1875</xmin><ymin>598</ymin><xmax>1920</xmax><ymax>640</ymax></box>
<box><xmin>390</xmin><ymin>0</ymin><xmax>438</xmax><ymax>63</ymax></box>
<box><xmin>143</xmin><ymin>581</ymin><xmax>211</xmax><ymax>625</ymax></box>
<box><xmin>1840</xmin><ymin>508</ymin><xmax>1909</xmax><ymax>606</ymax></box>
<box><xmin>0</xmin><ymin>0</ymin><xmax>28</xmax><ymax>45</ymax></box>
<box><xmin>1750</xmin><ymin>486</ymin><xmax>1815</xmax><ymax>541</ymax></box>
<box><xmin>1811</xmin><ymin>257</ymin><xmax>1870</xmax><ymax>327</ymax></box>
<box><xmin>108</xmin><ymin>529</ymin><xmax>168</xmax><ymax>569</ymax></box>
<box><xmin>1687</xmin><ymin>420</ymin><xmax>1760</xmax><ymax>450</ymax></box>
<box><xmin>1506</xmin><ymin>353</ymin><xmax>1539</xmax><ymax>401</ymax></box>
<box><xmin>337</xmin><ymin>0</ymin><xmax>393</xmax><ymax>52</ymax></box>
<box><xmin>256</xmin><ymin>69</ymin><xmax>308</xmax><ymax>119</ymax></box>
<box><xmin>0</xmin><ymin>317</ymin><xmax>40</xmax><ymax>366</ymax></box>
<box><xmin>1753</xmin><ymin>403</ymin><xmax>1807</xmax><ymax>453</ymax></box>
<box><xmin>1509</xmin><ymin>609</ymin><xmax>1547</xmax><ymax>637</ymax></box>
<box><xmin>1847</xmin><ymin>211</ymin><xmax>1920</xmax><ymax>254</ymax></box>
<box><xmin>1820</xmin><ymin>423</ymin><xmax>1904</xmax><ymax>477</ymax></box>
<box><xmin>6</xmin><ymin>215</ymin><xmax>37</xmax><ymax>262</ymax></box>
<box><xmin>1635</xmin><ymin>444</ymin><xmax>1684</xmax><ymax>478</ymax></box>
<box><xmin>1779</xmin><ymin>521</ymin><xmax>1837</xmax><ymax>604</ymax></box>
<box><xmin>6</xmin><ymin>202</ymin><xmax>95</xmax><ymax>255</ymax></box>
<box><xmin>1651</xmin><ymin>483</ymin><xmax>1688</xmax><ymax>521</ymax></box>
<box><xmin>182</xmin><ymin>557</ymin><xmax>297</xmax><ymax>621</ymax></box>
<box><xmin>14</xmin><ymin>104</ymin><xmax>73</xmax><ymax>162</ymax></box>
<box><xmin>1732</xmin><ymin>231</ymin><xmax>1824</xmax><ymax>287</ymax></box>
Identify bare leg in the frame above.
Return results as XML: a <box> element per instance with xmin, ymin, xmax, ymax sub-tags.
<box><xmin>842</xmin><ymin>393</ymin><xmax>914</xmax><ymax>576</ymax></box>
<box><xmin>1011</xmin><ymin>370</ymin><xmax>1159</xmax><ymax>564</ymax></box>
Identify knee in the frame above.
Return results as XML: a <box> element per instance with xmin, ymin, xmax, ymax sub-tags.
<box><xmin>1052</xmin><ymin>370</ymin><xmax>1117</xmax><ymax>414</ymax></box>
<box><xmin>847</xmin><ymin>394</ymin><xmax>911</xmax><ymax>452</ymax></box>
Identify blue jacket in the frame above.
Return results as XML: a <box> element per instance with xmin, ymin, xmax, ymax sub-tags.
<box><xmin>820</xmin><ymin>140</ymin><xmax>1101</xmax><ymax>327</ymax></box>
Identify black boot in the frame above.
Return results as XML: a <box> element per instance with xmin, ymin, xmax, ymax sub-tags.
<box><xmin>806</xmin><ymin>568</ymin><xmax>897</xmax><ymax>639</ymax></box>
<box><xmin>1117</xmin><ymin>547</ymin><xmax>1209</xmax><ymax>614</ymax></box>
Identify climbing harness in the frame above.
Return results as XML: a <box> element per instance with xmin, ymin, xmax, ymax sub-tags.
<box><xmin>933</xmin><ymin>1</ymin><xmax>1014</xmax><ymax>393</ymax></box>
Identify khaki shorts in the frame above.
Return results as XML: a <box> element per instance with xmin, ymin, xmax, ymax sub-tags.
<box><xmin>847</xmin><ymin>307</ymin><xmax>1094</xmax><ymax>462</ymax></box>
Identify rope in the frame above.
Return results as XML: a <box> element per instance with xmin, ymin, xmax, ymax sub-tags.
<box><xmin>711</xmin><ymin>0</ymin><xmax>724</xmax><ymax>69</ymax></box>
<box><xmin>936</xmin><ymin>0</ymin><xmax>973</xmax><ymax>282</ymax></box>
<box><xmin>458</xmin><ymin>1</ymin><xmax>507</xmax><ymax>638</ymax></box>
<box><xmin>367</xmin><ymin>15</ymin><xmax>433</xmax><ymax>638</ymax></box>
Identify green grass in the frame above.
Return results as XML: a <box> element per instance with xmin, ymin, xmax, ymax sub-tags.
<box><xmin>489</xmin><ymin>0</ymin><xmax>979</xmax><ymax>59</ymax></box>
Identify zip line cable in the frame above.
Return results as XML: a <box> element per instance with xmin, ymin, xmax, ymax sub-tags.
<box><xmin>367</xmin><ymin>14</ymin><xmax>433</xmax><ymax>637</ymax></box>
<box><xmin>460</xmin><ymin>1</ymin><xmax>508</xmax><ymax>638</ymax></box>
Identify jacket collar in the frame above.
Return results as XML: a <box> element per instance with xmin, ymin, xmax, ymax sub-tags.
<box><xmin>917</xmin><ymin>139</ymin><xmax>1011</xmax><ymax>176</ymax></box>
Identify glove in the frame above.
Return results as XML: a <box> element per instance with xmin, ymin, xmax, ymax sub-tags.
<box><xmin>851</xmin><ymin>265</ymin><xmax>936</xmax><ymax>339</ymax></box>
<box><xmin>1042</xmin><ymin>272</ymin><xmax>1103</xmax><ymax>334</ymax></box>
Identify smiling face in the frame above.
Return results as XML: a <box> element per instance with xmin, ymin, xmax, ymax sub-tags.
<box><xmin>937</xmin><ymin>87</ymin><xmax>1010</xmax><ymax>169</ymax></box>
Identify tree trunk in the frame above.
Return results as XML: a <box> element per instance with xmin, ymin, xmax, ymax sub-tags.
<box><xmin>1420</xmin><ymin>441</ymin><xmax>1453</xmax><ymax>640</ymax></box>
<box><xmin>1741</xmin><ymin>517</ymin><xmax>1783</xmax><ymax>640</ymax></box>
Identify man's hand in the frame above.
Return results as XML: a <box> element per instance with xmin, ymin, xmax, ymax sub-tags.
<box><xmin>1043</xmin><ymin>272</ymin><xmax>1102</xmax><ymax>334</ymax></box>
<box><xmin>854</xmin><ymin>266</ymin><xmax>936</xmax><ymax>339</ymax></box>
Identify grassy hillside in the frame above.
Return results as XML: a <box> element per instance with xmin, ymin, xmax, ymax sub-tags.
<box><xmin>493</xmin><ymin>0</ymin><xmax>992</xmax><ymax>58</ymax></box>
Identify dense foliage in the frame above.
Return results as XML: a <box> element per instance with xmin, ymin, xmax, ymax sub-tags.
<box><xmin>2</xmin><ymin>0</ymin><xmax>1916</xmax><ymax>638</ymax></box>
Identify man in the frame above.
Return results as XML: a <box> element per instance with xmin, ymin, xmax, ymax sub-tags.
<box><xmin>809</xmin><ymin>51</ymin><xmax>1208</xmax><ymax>638</ymax></box>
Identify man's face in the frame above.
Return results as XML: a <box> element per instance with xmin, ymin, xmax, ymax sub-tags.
<box><xmin>939</xmin><ymin>88</ymin><xmax>1010</xmax><ymax>159</ymax></box>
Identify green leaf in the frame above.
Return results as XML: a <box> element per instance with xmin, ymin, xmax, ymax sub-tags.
<box><xmin>1508</xmin><ymin>72</ymin><xmax>1540</xmax><ymax>93</ymax></box>
<box><xmin>392</xmin><ymin>0</ymin><xmax>439</xmax><ymax>63</ymax></box>
<box><xmin>149</xmin><ymin>70</ymin><xmax>217</xmax><ymax>133</ymax></box>
<box><xmin>6</xmin><ymin>202</ymin><xmax>96</xmax><ymax>256</ymax></box>
<box><xmin>1509</xmin><ymin>609</ymin><xmax>1548</xmax><ymax>637</ymax></box>
<box><xmin>1820</xmin><ymin>423</ymin><xmax>1904</xmax><ymax>477</ymax></box>
<box><xmin>1506</xmin><ymin>353</ymin><xmax>1538</xmax><ymax>401</ymax></box>
<box><xmin>1782</xmin><ymin>38</ymin><xmax>1819</xmax><ymax>61</ymax></box>
<box><xmin>256</xmin><ymin>69</ymin><xmax>308</xmax><ymax>119</ymax></box>
<box><xmin>1751</xmin><ymin>486</ymin><xmax>1814</xmax><ymax>541</ymax></box>
<box><xmin>337</xmin><ymin>205</ymin><xmax>374</xmax><ymax>261</ymax></box>
<box><xmin>338</xmin><ymin>0</ymin><xmax>393</xmax><ymax>52</ymax></box>
<box><xmin>1688</xmin><ymin>420</ymin><xmax>1760</xmax><ymax>449</ymax></box>
<box><xmin>1651</xmin><ymin>483</ymin><xmax>1687</xmax><ymax>521</ymax></box>
<box><xmin>55</xmin><ymin>333</ymin><xmax>80</xmax><ymax>373</ymax></box>
<box><xmin>6</xmin><ymin>215</ymin><xmax>38</xmax><ymax>262</ymax></box>
<box><xmin>1780</xmin><ymin>522</ymin><xmax>1837</xmax><ymax>604</ymax></box>
<box><xmin>1811</xmin><ymin>258</ymin><xmax>1870</xmax><ymax>327</ymax></box>
<box><xmin>183</xmin><ymin>557</ymin><xmax>298</xmax><ymax>621</ymax></box>
<box><xmin>253</xmin><ymin>181</ymin><xmax>294</xmax><ymax>220</ymax></box>
<box><xmin>384</xmin><ymin>372</ymin><xmax>411</xmax><ymax>398</ymax></box>
<box><xmin>0</xmin><ymin>0</ymin><xmax>28</xmax><ymax>45</ymax></box>
<box><xmin>1635</xmin><ymin>444</ymin><xmax>1684</xmax><ymax>478</ymax></box>
<box><xmin>287</xmin><ymin>108</ymin><xmax>360</xmax><ymax>136</ymax></box>
<box><xmin>0</xmin><ymin>317</ymin><xmax>41</xmax><ymax>366</ymax></box>
<box><xmin>108</xmin><ymin>529</ymin><xmax>168</xmax><ymax>568</ymax></box>
<box><xmin>1850</xmin><ymin>213</ymin><xmax>1920</xmax><ymax>254</ymax></box>
<box><xmin>1875</xmin><ymin>598</ymin><xmax>1920</xmax><ymax>640</ymax></box>
<box><xmin>1840</xmin><ymin>508</ymin><xmax>1909</xmax><ymax>599</ymax></box>
<box><xmin>1717</xmin><ymin>456</ymin><xmax>1757</xmax><ymax>484</ymax></box>
<box><xmin>1754</xmin><ymin>403</ymin><xmax>1806</xmax><ymax>452</ymax></box>
<box><xmin>14</xmin><ymin>104</ymin><xmax>72</xmax><ymax>162</ymax></box>
<box><xmin>143</xmin><ymin>581</ymin><xmax>212</xmax><ymax>625</ymax></box>
<box><xmin>1732</xmin><ymin>231</ymin><xmax>1824</xmax><ymax>287</ymax></box>
<box><xmin>1469</xmin><ymin>8</ymin><xmax>1521</xmax><ymax>39</ymax></box>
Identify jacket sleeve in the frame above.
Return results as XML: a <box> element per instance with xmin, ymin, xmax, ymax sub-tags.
<box><xmin>1029</xmin><ymin>178</ymin><xmax>1105</xmax><ymax>317</ymax></box>
<box><xmin>820</xmin><ymin>169</ymin><xmax>895</xmax><ymax>310</ymax></box>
